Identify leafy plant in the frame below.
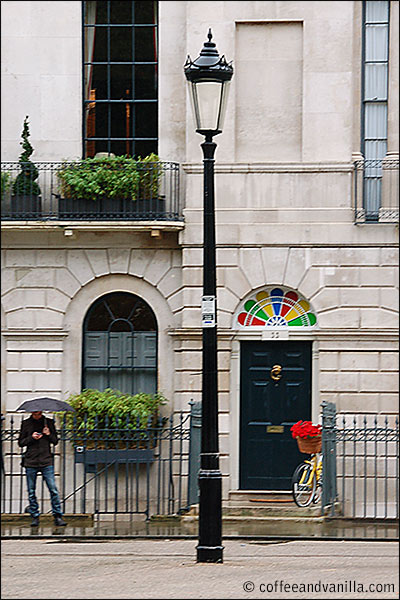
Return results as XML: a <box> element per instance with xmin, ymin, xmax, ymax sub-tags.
<box><xmin>12</xmin><ymin>116</ymin><xmax>41</xmax><ymax>197</ymax></box>
<box><xmin>136</xmin><ymin>153</ymin><xmax>163</xmax><ymax>199</ymax></box>
<box><xmin>61</xmin><ymin>388</ymin><xmax>168</xmax><ymax>440</ymax></box>
<box><xmin>57</xmin><ymin>154</ymin><xmax>162</xmax><ymax>202</ymax></box>
<box><xmin>1</xmin><ymin>172</ymin><xmax>11</xmax><ymax>200</ymax></box>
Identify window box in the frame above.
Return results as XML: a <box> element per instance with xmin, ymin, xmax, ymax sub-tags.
<box><xmin>74</xmin><ymin>447</ymin><xmax>155</xmax><ymax>472</ymax></box>
<box><xmin>58</xmin><ymin>196</ymin><xmax>165</xmax><ymax>219</ymax></box>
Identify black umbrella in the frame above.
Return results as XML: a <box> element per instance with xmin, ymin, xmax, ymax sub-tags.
<box><xmin>16</xmin><ymin>397</ymin><xmax>75</xmax><ymax>413</ymax></box>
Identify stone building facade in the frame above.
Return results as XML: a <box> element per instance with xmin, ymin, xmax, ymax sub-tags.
<box><xmin>1</xmin><ymin>1</ymin><xmax>398</xmax><ymax>496</ymax></box>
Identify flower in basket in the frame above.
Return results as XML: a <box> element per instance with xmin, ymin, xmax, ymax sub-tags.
<box><xmin>290</xmin><ymin>420</ymin><xmax>321</xmax><ymax>439</ymax></box>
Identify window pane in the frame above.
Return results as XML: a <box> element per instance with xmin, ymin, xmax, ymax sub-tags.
<box><xmin>366</xmin><ymin>1</ymin><xmax>389</xmax><ymax>23</ymax></box>
<box><xmin>110</xmin><ymin>26</ymin><xmax>133</xmax><ymax>61</ymax></box>
<box><xmin>135</xmin><ymin>65</ymin><xmax>157</xmax><ymax>99</ymax></box>
<box><xmin>110</xmin><ymin>140</ymin><xmax>131</xmax><ymax>156</ymax></box>
<box><xmin>134</xmin><ymin>140</ymin><xmax>158</xmax><ymax>159</ymax></box>
<box><xmin>135</xmin><ymin>103</ymin><xmax>158</xmax><ymax>138</ymax></box>
<box><xmin>364</xmin><ymin>103</ymin><xmax>387</xmax><ymax>138</ymax></box>
<box><xmin>135</xmin><ymin>26</ymin><xmax>157</xmax><ymax>62</ymax></box>
<box><xmin>85</xmin><ymin>293</ymin><xmax>157</xmax><ymax>331</ymax></box>
<box><xmin>93</xmin><ymin>102</ymin><xmax>110</xmax><ymax>140</ymax></box>
<box><xmin>91</xmin><ymin>26</ymin><xmax>107</xmax><ymax>62</ymax></box>
<box><xmin>91</xmin><ymin>64</ymin><xmax>108</xmax><ymax>99</ymax></box>
<box><xmin>110</xmin><ymin>102</ymin><xmax>130</xmax><ymax>138</ymax></box>
<box><xmin>363</xmin><ymin>178</ymin><xmax>381</xmax><ymax>215</ymax></box>
<box><xmin>365</xmin><ymin>24</ymin><xmax>388</xmax><ymax>61</ymax></box>
<box><xmin>364</xmin><ymin>63</ymin><xmax>387</xmax><ymax>100</ymax></box>
<box><xmin>364</xmin><ymin>139</ymin><xmax>387</xmax><ymax>161</ymax></box>
<box><xmin>134</xmin><ymin>0</ymin><xmax>157</xmax><ymax>24</ymax></box>
<box><xmin>110</xmin><ymin>64</ymin><xmax>133</xmax><ymax>99</ymax></box>
<box><xmin>110</xmin><ymin>0</ymin><xmax>132</xmax><ymax>24</ymax></box>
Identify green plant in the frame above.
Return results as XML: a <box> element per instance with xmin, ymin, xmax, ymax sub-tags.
<box><xmin>57</xmin><ymin>155</ymin><xmax>140</xmax><ymax>201</ymax></box>
<box><xmin>62</xmin><ymin>388</ymin><xmax>168</xmax><ymax>438</ymax></box>
<box><xmin>1</xmin><ymin>172</ymin><xmax>11</xmax><ymax>200</ymax></box>
<box><xmin>136</xmin><ymin>153</ymin><xmax>163</xmax><ymax>198</ymax></box>
<box><xmin>12</xmin><ymin>116</ymin><xmax>41</xmax><ymax>196</ymax></box>
<box><xmin>57</xmin><ymin>154</ymin><xmax>162</xmax><ymax>202</ymax></box>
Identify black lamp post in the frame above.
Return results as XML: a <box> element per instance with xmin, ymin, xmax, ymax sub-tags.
<box><xmin>184</xmin><ymin>30</ymin><xmax>233</xmax><ymax>564</ymax></box>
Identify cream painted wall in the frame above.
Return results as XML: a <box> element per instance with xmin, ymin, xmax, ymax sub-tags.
<box><xmin>1</xmin><ymin>1</ymin><xmax>82</xmax><ymax>161</ymax></box>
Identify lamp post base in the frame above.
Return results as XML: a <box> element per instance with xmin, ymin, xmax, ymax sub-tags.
<box><xmin>196</xmin><ymin>545</ymin><xmax>224</xmax><ymax>563</ymax></box>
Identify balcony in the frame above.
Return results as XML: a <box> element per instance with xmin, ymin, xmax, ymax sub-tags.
<box><xmin>354</xmin><ymin>158</ymin><xmax>399</xmax><ymax>224</ymax></box>
<box><xmin>1</xmin><ymin>160</ymin><xmax>183</xmax><ymax>229</ymax></box>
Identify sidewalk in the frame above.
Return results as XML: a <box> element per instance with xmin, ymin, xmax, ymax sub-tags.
<box><xmin>1</xmin><ymin>538</ymin><xmax>398</xmax><ymax>599</ymax></box>
<box><xmin>1</xmin><ymin>514</ymin><xmax>398</xmax><ymax>541</ymax></box>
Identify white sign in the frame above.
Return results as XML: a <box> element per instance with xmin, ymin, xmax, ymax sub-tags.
<box><xmin>202</xmin><ymin>295</ymin><xmax>216</xmax><ymax>328</ymax></box>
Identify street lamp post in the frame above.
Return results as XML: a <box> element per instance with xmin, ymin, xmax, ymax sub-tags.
<box><xmin>184</xmin><ymin>30</ymin><xmax>233</xmax><ymax>564</ymax></box>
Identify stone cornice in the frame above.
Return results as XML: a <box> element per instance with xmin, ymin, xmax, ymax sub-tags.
<box><xmin>181</xmin><ymin>162</ymin><xmax>354</xmax><ymax>175</ymax></box>
<box><xmin>168</xmin><ymin>328</ymin><xmax>398</xmax><ymax>342</ymax></box>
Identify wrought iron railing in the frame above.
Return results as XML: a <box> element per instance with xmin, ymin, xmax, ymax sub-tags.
<box><xmin>1</xmin><ymin>160</ymin><xmax>182</xmax><ymax>221</ymax></box>
<box><xmin>321</xmin><ymin>402</ymin><xmax>399</xmax><ymax>520</ymax></box>
<box><xmin>354</xmin><ymin>158</ymin><xmax>399</xmax><ymax>224</ymax></box>
<box><xmin>1</xmin><ymin>412</ymin><xmax>191</xmax><ymax>519</ymax></box>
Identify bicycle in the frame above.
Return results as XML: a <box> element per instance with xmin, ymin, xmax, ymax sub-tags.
<box><xmin>291</xmin><ymin>452</ymin><xmax>323</xmax><ymax>507</ymax></box>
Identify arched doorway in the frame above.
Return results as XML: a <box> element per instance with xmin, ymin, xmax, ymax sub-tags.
<box><xmin>82</xmin><ymin>292</ymin><xmax>157</xmax><ymax>394</ymax></box>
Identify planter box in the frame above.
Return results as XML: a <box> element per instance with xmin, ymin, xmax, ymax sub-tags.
<box><xmin>74</xmin><ymin>448</ymin><xmax>155</xmax><ymax>473</ymax></box>
<box><xmin>58</xmin><ymin>196</ymin><xmax>165</xmax><ymax>219</ymax></box>
<box><xmin>11</xmin><ymin>195</ymin><xmax>42</xmax><ymax>218</ymax></box>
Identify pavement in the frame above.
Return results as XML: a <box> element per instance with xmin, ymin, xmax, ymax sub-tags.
<box><xmin>1</xmin><ymin>538</ymin><xmax>399</xmax><ymax>599</ymax></box>
<box><xmin>1</xmin><ymin>514</ymin><xmax>399</xmax><ymax>541</ymax></box>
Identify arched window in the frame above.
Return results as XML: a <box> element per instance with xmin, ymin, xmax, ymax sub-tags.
<box><xmin>82</xmin><ymin>292</ymin><xmax>157</xmax><ymax>394</ymax></box>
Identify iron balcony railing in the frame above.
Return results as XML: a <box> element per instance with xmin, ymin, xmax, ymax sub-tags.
<box><xmin>354</xmin><ymin>158</ymin><xmax>399</xmax><ymax>224</ymax></box>
<box><xmin>1</xmin><ymin>160</ymin><xmax>182</xmax><ymax>222</ymax></box>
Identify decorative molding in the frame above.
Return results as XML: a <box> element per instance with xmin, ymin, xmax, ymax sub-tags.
<box><xmin>181</xmin><ymin>162</ymin><xmax>354</xmax><ymax>175</ymax></box>
<box><xmin>1</xmin><ymin>221</ymin><xmax>184</xmax><ymax>232</ymax></box>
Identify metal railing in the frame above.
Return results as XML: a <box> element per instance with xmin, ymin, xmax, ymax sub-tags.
<box><xmin>1</xmin><ymin>412</ymin><xmax>191</xmax><ymax>519</ymax></box>
<box><xmin>354</xmin><ymin>158</ymin><xmax>399</xmax><ymax>224</ymax></box>
<box><xmin>1</xmin><ymin>160</ymin><xmax>182</xmax><ymax>221</ymax></box>
<box><xmin>321</xmin><ymin>402</ymin><xmax>399</xmax><ymax>520</ymax></box>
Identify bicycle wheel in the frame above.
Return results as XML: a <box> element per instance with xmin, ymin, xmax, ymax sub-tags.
<box><xmin>292</xmin><ymin>462</ymin><xmax>316</xmax><ymax>507</ymax></box>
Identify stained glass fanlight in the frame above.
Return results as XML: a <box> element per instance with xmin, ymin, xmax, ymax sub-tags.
<box><xmin>237</xmin><ymin>287</ymin><xmax>317</xmax><ymax>328</ymax></box>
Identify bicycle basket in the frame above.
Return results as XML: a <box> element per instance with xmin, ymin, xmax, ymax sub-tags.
<box><xmin>296</xmin><ymin>435</ymin><xmax>322</xmax><ymax>454</ymax></box>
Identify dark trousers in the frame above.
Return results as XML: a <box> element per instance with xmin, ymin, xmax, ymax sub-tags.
<box><xmin>25</xmin><ymin>465</ymin><xmax>63</xmax><ymax>517</ymax></box>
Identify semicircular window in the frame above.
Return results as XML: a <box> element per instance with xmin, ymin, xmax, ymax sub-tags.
<box><xmin>83</xmin><ymin>292</ymin><xmax>157</xmax><ymax>394</ymax></box>
<box><xmin>236</xmin><ymin>287</ymin><xmax>317</xmax><ymax>328</ymax></box>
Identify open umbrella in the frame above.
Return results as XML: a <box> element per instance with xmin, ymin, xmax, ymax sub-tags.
<box><xmin>16</xmin><ymin>397</ymin><xmax>75</xmax><ymax>412</ymax></box>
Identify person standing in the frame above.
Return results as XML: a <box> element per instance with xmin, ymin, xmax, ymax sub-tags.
<box><xmin>18</xmin><ymin>411</ymin><xmax>66</xmax><ymax>527</ymax></box>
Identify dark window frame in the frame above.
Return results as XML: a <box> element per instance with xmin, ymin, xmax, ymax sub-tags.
<box><xmin>82</xmin><ymin>1</ymin><xmax>158</xmax><ymax>158</ymax></box>
<box><xmin>82</xmin><ymin>292</ymin><xmax>158</xmax><ymax>395</ymax></box>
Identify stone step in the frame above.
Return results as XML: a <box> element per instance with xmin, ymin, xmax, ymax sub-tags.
<box><xmin>186</xmin><ymin>489</ymin><xmax>322</xmax><ymax>518</ymax></box>
<box><xmin>222</xmin><ymin>505</ymin><xmax>321</xmax><ymax>518</ymax></box>
<box><xmin>228</xmin><ymin>490</ymin><xmax>293</xmax><ymax>504</ymax></box>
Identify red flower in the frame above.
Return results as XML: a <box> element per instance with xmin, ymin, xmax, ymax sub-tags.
<box><xmin>290</xmin><ymin>420</ymin><xmax>321</xmax><ymax>439</ymax></box>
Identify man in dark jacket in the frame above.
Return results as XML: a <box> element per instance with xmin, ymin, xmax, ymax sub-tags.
<box><xmin>18</xmin><ymin>411</ymin><xmax>66</xmax><ymax>527</ymax></box>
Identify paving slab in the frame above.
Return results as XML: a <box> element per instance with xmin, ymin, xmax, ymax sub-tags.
<box><xmin>1</xmin><ymin>539</ymin><xmax>398</xmax><ymax>599</ymax></box>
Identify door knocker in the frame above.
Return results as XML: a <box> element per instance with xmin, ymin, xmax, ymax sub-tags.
<box><xmin>270</xmin><ymin>365</ymin><xmax>282</xmax><ymax>381</ymax></box>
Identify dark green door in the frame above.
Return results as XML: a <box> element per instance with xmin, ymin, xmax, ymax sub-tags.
<box><xmin>240</xmin><ymin>340</ymin><xmax>312</xmax><ymax>490</ymax></box>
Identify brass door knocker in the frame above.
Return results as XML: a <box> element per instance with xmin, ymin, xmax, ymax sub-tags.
<box><xmin>270</xmin><ymin>365</ymin><xmax>282</xmax><ymax>381</ymax></box>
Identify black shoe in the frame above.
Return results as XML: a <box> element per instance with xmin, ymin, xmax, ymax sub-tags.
<box><xmin>30</xmin><ymin>517</ymin><xmax>39</xmax><ymax>527</ymax></box>
<box><xmin>54</xmin><ymin>515</ymin><xmax>66</xmax><ymax>526</ymax></box>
